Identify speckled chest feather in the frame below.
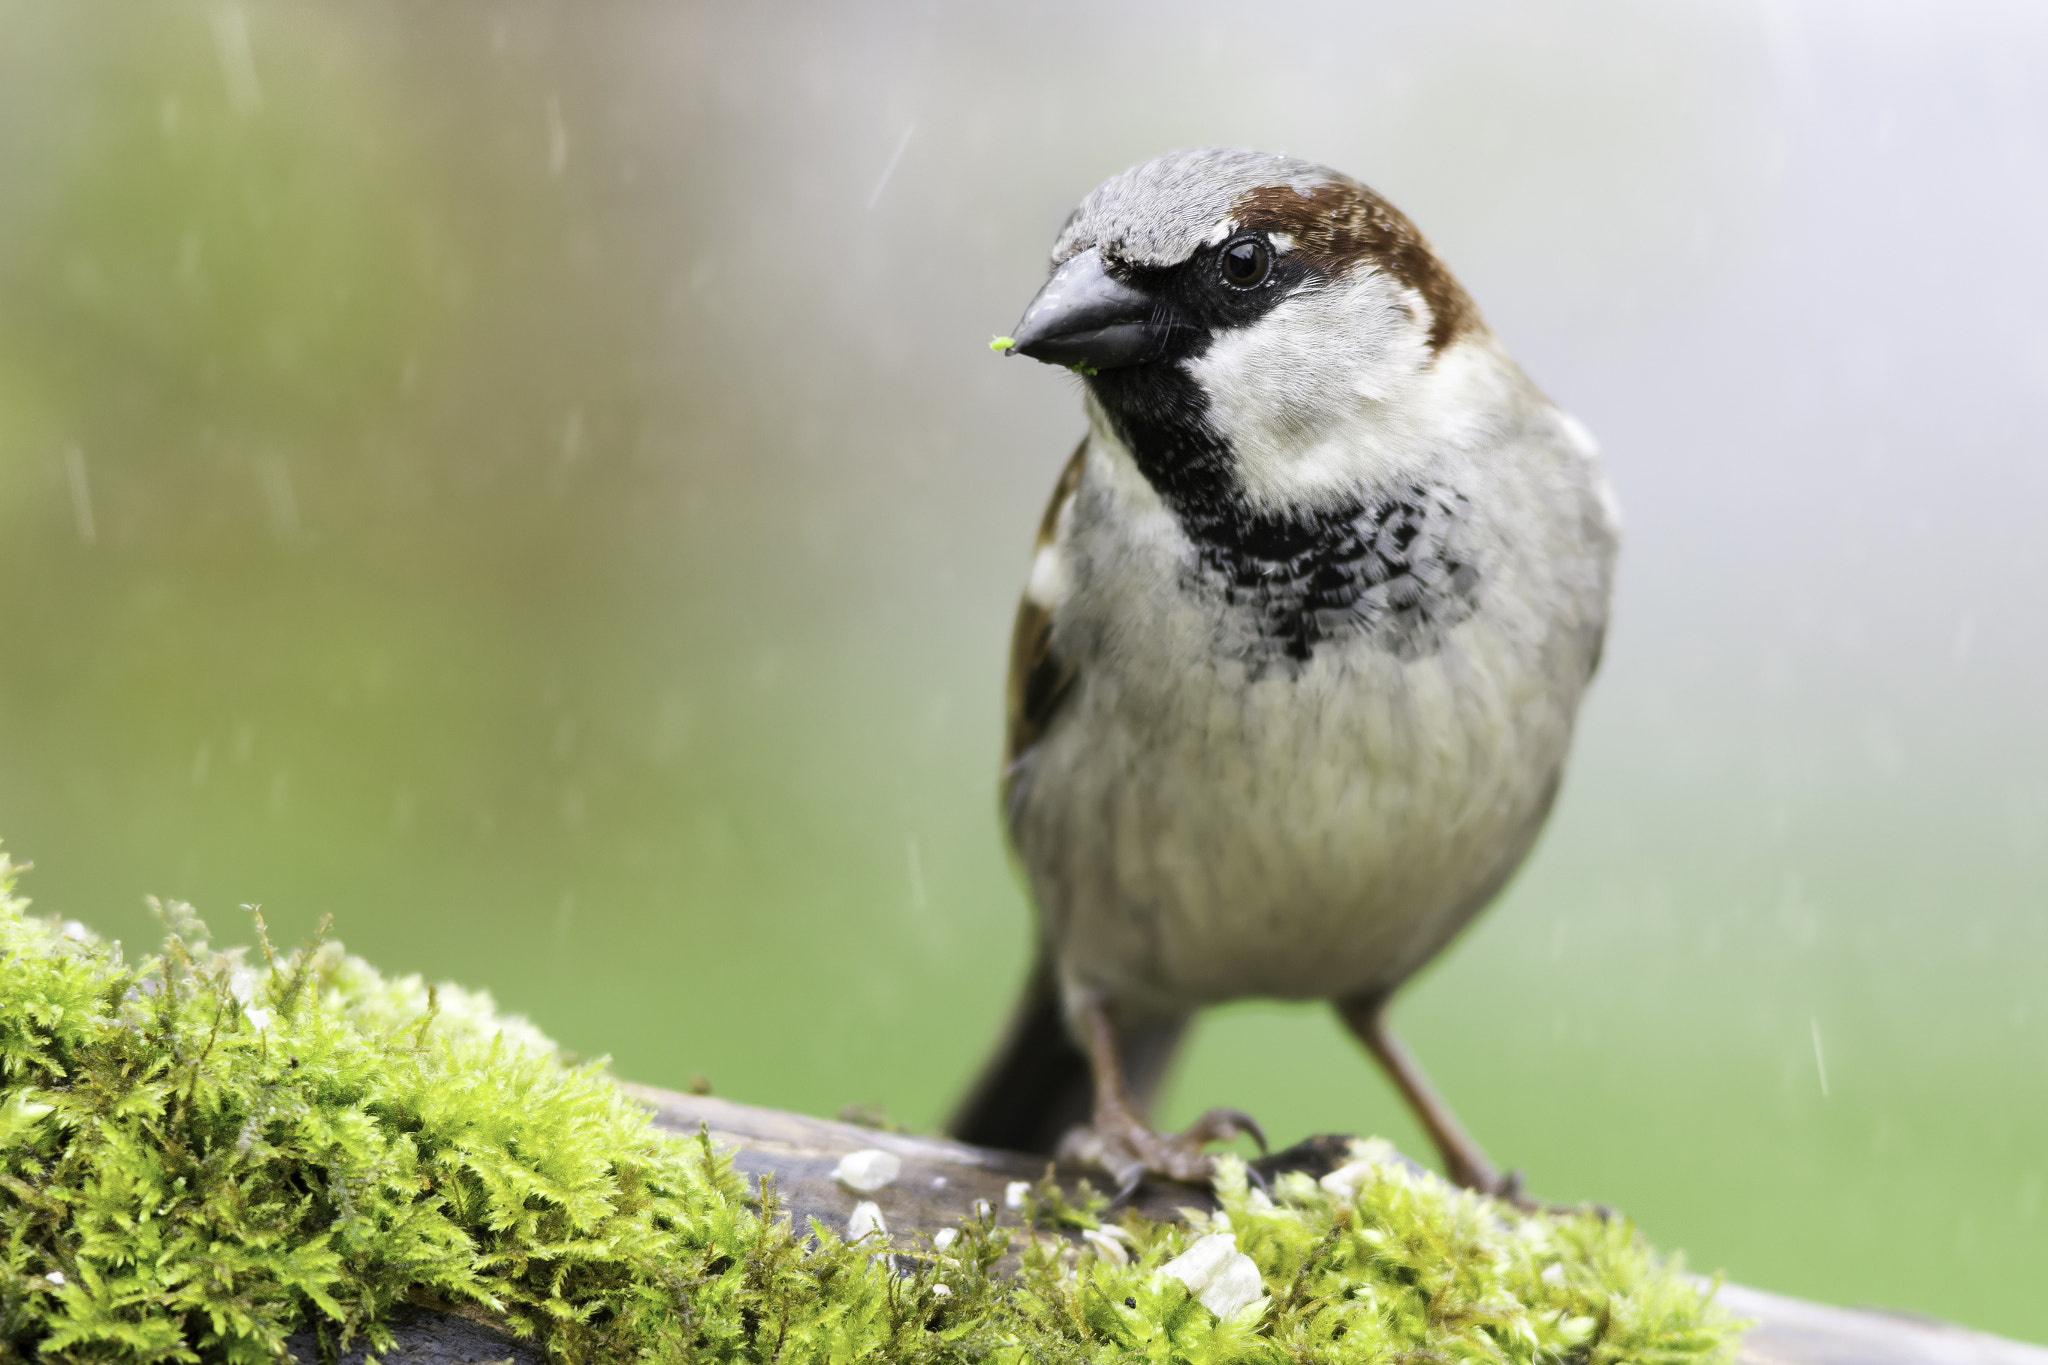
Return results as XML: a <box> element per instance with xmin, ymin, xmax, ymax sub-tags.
<box><xmin>1181</xmin><ymin>483</ymin><xmax>1479</xmax><ymax>674</ymax></box>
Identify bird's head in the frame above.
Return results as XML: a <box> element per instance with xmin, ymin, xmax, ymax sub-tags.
<box><xmin>1003</xmin><ymin>149</ymin><xmax>1499</xmax><ymax>513</ymax></box>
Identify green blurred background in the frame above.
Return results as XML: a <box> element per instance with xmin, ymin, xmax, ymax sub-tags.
<box><xmin>1</xmin><ymin>0</ymin><xmax>2043</xmax><ymax>1341</ymax></box>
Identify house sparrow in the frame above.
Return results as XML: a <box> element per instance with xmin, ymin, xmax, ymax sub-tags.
<box><xmin>948</xmin><ymin>149</ymin><xmax>1619</xmax><ymax>1197</ymax></box>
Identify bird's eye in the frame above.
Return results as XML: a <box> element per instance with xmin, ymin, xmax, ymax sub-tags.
<box><xmin>1220</xmin><ymin>238</ymin><xmax>1271</xmax><ymax>289</ymax></box>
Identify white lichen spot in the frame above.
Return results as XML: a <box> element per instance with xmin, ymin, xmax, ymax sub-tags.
<box><xmin>833</xmin><ymin>1147</ymin><xmax>902</xmax><ymax>1193</ymax></box>
<box><xmin>45</xmin><ymin>1271</ymin><xmax>65</xmax><ymax>1287</ymax></box>
<box><xmin>1081</xmin><ymin>1228</ymin><xmax>1129</xmax><ymax>1264</ymax></box>
<box><xmin>1319</xmin><ymin>1159</ymin><xmax>1375</xmax><ymax>1204</ymax></box>
<box><xmin>930</xmin><ymin>1283</ymin><xmax>952</xmax><ymax>1297</ymax></box>
<box><xmin>932</xmin><ymin>1228</ymin><xmax>958</xmax><ymax>1251</ymax></box>
<box><xmin>243</xmin><ymin>1006</ymin><xmax>273</xmax><ymax>1032</ymax></box>
<box><xmin>1159</xmin><ymin>1232</ymin><xmax>1266</xmax><ymax>1320</ymax></box>
<box><xmin>1320</xmin><ymin>1138</ymin><xmax>1413</xmax><ymax>1204</ymax></box>
<box><xmin>845</xmin><ymin>1200</ymin><xmax>887</xmax><ymax>1243</ymax></box>
<box><xmin>1004</xmin><ymin>1180</ymin><xmax>1031</xmax><ymax>1209</ymax></box>
<box><xmin>1542</xmin><ymin>1262</ymin><xmax>1566</xmax><ymax>1287</ymax></box>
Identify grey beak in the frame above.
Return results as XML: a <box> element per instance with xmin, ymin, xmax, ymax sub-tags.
<box><xmin>1006</xmin><ymin>247</ymin><xmax>1161</xmax><ymax>370</ymax></box>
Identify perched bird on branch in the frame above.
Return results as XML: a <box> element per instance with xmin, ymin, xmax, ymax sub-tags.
<box><xmin>950</xmin><ymin>149</ymin><xmax>1618</xmax><ymax>1197</ymax></box>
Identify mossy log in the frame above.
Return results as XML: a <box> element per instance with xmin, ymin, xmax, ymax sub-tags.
<box><xmin>287</xmin><ymin>1084</ymin><xmax>2047</xmax><ymax>1365</ymax></box>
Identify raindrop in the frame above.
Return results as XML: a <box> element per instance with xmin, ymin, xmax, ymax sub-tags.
<box><xmin>208</xmin><ymin>4</ymin><xmax>263</xmax><ymax>115</ymax></box>
<box><xmin>865</xmin><ymin>123</ymin><xmax>916</xmax><ymax>211</ymax></box>
<box><xmin>259</xmin><ymin>454</ymin><xmax>300</xmax><ymax>544</ymax></box>
<box><xmin>651</xmin><ymin>690</ymin><xmax>693</xmax><ymax>764</ymax></box>
<box><xmin>549</xmin><ymin>409</ymin><xmax>585</xmax><ymax>495</ymax></box>
<box><xmin>63</xmin><ymin>446</ymin><xmax>97</xmax><ymax>547</ymax></box>
<box><xmin>545</xmin><ymin>94</ymin><xmax>569</xmax><ymax>177</ymax></box>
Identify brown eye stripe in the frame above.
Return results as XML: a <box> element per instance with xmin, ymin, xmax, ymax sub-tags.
<box><xmin>1229</xmin><ymin>180</ymin><xmax>1477</xmax><ymax>353</ymax></box>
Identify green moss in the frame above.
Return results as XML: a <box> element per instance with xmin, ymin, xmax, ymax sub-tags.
<box><xmin>989</xmin><ymin>337</ymin><xmax>1016</xmax><ymax>352</ymax></box>
<box><xmin>0</xmin><ymin>850</ymin><xmax>1740</xmax><ymax>1363</ymax></box>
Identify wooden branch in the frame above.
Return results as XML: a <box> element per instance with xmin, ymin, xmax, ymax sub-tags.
<box><xmin>286</xmin><ymin>1085</ymin><xmax>2048</xmax><ymax>1365</ymax></box>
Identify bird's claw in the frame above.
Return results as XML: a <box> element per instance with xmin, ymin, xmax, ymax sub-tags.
<box><xmin>1059</xmin><ymin>1104</ymin><xmax>1268</xmax><ymax>1195</ymax></box>
<box><xmin>1184</xmin><ymin>1106</ymin><xmax>1268</xmax><ymax>1154</ymax></box>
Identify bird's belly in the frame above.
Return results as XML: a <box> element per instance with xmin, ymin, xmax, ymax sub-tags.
<box><xmin>1012</xmin><ymin>618</ymin><xmax>1576</xmax><ymax>1014</ymax></box>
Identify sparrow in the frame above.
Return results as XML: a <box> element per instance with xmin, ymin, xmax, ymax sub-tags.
<box><xmin>947</xmin><ymin>149</ymin><xmax>1619</xmax><ymax>1197</ymax></box>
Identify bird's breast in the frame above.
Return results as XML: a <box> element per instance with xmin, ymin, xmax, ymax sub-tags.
<box><xmin>1008</xmin><ymin>433</ymin><xmax>1612</xmax><ymax>1015</ymax></box>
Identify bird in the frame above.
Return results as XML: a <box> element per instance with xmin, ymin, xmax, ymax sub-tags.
<box><xmin>947</xmin><ymin>149</ymin><xmax>1619</xmax><ymax>1198</ymax></box>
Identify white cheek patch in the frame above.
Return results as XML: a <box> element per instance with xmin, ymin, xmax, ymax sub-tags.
<box><xmin>1185</xmin><ymin>275</ymin><xmax>1513</xmax><ymax>511</ymax></box>
<box><xmin>1186</xmin><ymin>271</ymin><xmax>1433</xmax><ymax>507</ymax></box>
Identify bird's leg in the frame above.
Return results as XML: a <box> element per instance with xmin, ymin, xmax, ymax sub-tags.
<box><xmin>1336</xmin><ymin>995</ymin><xmax>1518</xmax><ymax>1200</ymax></box>
<box><xmin>1056</xmin><ymin>998</ymin><xmax>1265</xmax><ymax>1194</ymax></box>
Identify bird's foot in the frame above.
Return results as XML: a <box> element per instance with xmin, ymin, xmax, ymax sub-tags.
<box><xmin>1057</xmin><ymin>1106</ymin><xmax>1267</xmax><ymax>1198</ymax></box>
<box><xmin>1473</xmin><ymin>1165</ymin><xmax>1522</xmax><ymax>1202</ymax></box>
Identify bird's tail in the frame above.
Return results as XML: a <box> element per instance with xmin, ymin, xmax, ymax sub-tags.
<box><xmin>946</xmin><ymin>953</ymin><xmax>1188</xmax><ymax>1155</ymax></box>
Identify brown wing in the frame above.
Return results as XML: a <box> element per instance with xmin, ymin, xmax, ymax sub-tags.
<box><xmin>1001</xmin><ymin>440</ymin><xmax>1086</xmax><ymax>794</ymax></box>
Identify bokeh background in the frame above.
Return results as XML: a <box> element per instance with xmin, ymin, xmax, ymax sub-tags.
<box><xmin>2</xmin><ymin>0</ymin><xmax>2044</xmax><ymax>1340</ymax></box>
